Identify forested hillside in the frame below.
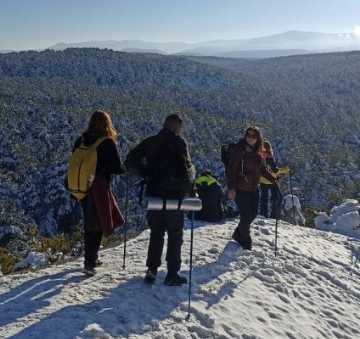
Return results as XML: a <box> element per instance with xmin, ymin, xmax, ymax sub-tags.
<box><xmin>1</xmin><ymin>48</ymin><xmax>359</xmax><ymax>250</ymax></box>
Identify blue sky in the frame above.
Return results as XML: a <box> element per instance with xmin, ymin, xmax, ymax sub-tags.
<box><xmin>1</xmin><ymin>0</ymin><xmax>360</xmax><ymax>50</ymax></box>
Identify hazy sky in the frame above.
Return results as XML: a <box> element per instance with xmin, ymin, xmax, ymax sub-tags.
<box><xmin>1</xmin><ymin>0</ymin><xmax>360</xmax><ymax>50</ymax></box>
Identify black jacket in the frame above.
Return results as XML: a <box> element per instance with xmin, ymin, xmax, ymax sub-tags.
<box><xmin>73</xmin><ymin>131</ymin><xmax>125</xmax><ymax>182</ymax></box>
<box><xmin>126</xmin><ymin>128</ymin><xmax>195</xmax><ymax>198</ymax></box>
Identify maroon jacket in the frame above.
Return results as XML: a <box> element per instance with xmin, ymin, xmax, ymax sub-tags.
<box><xmin>227</xmin><ymin>139</ymin><xmax>276</xmax><ymax>192</ymax></box>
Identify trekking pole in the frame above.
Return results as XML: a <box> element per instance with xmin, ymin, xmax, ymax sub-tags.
<box><xmin>275</xmin><ymin>218</ymin><xmax>279</xmax><ymax>257</ymax></box>
<box><xmin>186</xmin><ymin>211</ymin><xmax>195</xmax><ymax>321</ymax></box>
<box><xmin>288</xmin><ymin>169</ymin><xmax>297</xmax><ymax>225</ymax></box>
<box><xmin>274</xmin><ymin>183</ymin><xmax>282</xmax><ymax>257</ymax></box>
<box><xmin>122</xmin><ymin>175</ymin><xmax>130</xmax><ymax>270</ymax></box>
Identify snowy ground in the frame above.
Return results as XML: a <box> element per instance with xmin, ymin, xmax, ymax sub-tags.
<box><xmin>1</xmin><ymin>218</ymin><xmax>360</xmax><ymax>339</ymax></box>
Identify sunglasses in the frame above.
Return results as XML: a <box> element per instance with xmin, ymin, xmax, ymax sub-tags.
<box><xmin>246</xmin><ymin>133</ymin><xmax>258</xmax><ymax>139</ymax></box>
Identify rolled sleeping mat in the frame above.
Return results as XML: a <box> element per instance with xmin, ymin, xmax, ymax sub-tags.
<box><xmin>146</xmin><ymin>197</ymin><xmax>202</xmax><ymax>211</ymax></box>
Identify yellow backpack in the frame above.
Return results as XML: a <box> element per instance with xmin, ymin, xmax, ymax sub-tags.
<box><xmin>67</xmin><ymin>137</ymin><xmax>107</xmax><ymax>201</ymax></box>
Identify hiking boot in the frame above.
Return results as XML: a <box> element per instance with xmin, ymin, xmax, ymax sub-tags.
<box><xmin>144</xmin><ymin>268</ymin><xmax>157</xmax><ymax>285</ymax></box>
<box><xmin>231</xmin><ymin>234</ymin><xmax>252</xmax><ymax>250</ymax></box>
<box><xmin>241</xmin><ymin>243</ymin><xmax>252</xmax><ymax>251</ymax></box>
<box><xmin>95</xmin><ymin>259</ymin><xmax>103</xmax><ymax>267</ymax></box>
<box><xmin>83</xmin><ymin>266</ymin><xmax>96</xmax><ymax>277</ymax></box>
<box><xmin>164</xmin><ymin>273</ymin><xmax>187</xmax><ymax>286</ymax></box>
<box><xmin>231</xmin><ymin>229</ymin><xmax>241</xmax><ymax>243</ymax></box>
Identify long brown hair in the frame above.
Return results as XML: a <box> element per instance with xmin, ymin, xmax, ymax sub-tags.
<box><xmin>244</xmin><ymin>126</ymin><xmax>263</xmax><ymax>153</ymax></box>
<box><xmin>263</xmin><ymin>140</ymin><xmax>274</xmax><ymax>157</ymax></box>
<box><xmin>85</xmin><ymin>110</ymin><xmax>118</xmax><ymax>140</ymax></box>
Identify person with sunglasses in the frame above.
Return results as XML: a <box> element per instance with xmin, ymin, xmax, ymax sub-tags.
<box><xmin>226</xmin><ymin>126</ymin><xmax>277</xmax><ymax>250</ymax></box>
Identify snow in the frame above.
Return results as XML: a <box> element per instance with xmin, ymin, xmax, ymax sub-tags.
<box><xmin>316</xmin><ymin>199</ymin><xmax>360</xmax><ymax>238</ymax></box>
<box><xmin>329</xmin><ymin>200</ymin><xmax>360</xmax><ymax>225</ymax></box>
<box><xmin>14</xmin><ymin>252</ymin><xmax>49</xmax><ymax>271</ymax></box>
<box><xmin>281</xmin><ymin>194</ymin><xmax>306</xmax><ymax>226</ymax></box>
<box><xmin>314</xmin><ymin>212</ymin><xmax>330</xmax><ymax>229</ymax></box>
<box><xmin>283</xmin><ymin>194</ymin><xmax>302</xmax><ymax>211</ymax></box>
<box><xmin>1</xmin><ymin>218</ymin><xmax>360</xmax><ymax>339</ymax></box>
<box><xmin>336</xmin><ymin>211</ymin><xmax>360</xmax><ymax>231</ymax></box>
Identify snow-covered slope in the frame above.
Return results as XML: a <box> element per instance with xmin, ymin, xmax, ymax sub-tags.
<box><xmin>315</xmin><ymin>199</ymin><xmax>360</xmax><ymax>239</ymax></box>
<box><xmin>1</xmin><ymin>218</ymin><xmax>360</xmax><ymax>339</ymax></box>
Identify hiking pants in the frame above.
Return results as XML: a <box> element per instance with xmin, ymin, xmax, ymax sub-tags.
<box><xmin>233</xmin><ymin>189</ymin><xmax>259</xmax><ymax>249</ymax></box>
<box><xmin>81</xmin><ymin>195</ymin><xmax>103</xmax><ymax>268</ymax></box>
<box><xmin>146</xmin><ymin>210</ymin><xmax>184</xmax><ymax>275</ymax></box>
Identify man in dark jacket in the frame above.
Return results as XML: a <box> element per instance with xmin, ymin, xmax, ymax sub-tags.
<box><xmin>194</xmin><ymin>171</ymin><xmax>224</xmax><ymax>222</ymax></box>
<box><xmin>126</xmin><ymin>114</ymin><xmax>195</xmax><ymax>286</ymax></box>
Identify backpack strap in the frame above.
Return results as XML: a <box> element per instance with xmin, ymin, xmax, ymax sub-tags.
<box><xmin>78</xmin><ymin>136</ymin><xmax>108</xmax><ymax>150</ymax></box>
<box><xmin>138</xmin><ymin>180</ymin><xmax>147</xmax><ymax>205</ymax></box>
<box><xmin>177</xmin><ymin>197</ymin><xmax>183</xmax><ymax>210</ymax></box>
<box><xmin>92</xmin><ymin>136</ymin><xmax>109</xmax><ymax>149</ymax></box>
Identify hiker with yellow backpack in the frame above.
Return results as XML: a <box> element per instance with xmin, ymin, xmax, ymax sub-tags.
<box><xmin>259</xmin><ymin>140</ymin><xmax>289</xmax><ymax>218</ymax></box>
<box><xmin>66</xmin><ymin>110</ymin><xmax>126</xmax><ymax>276</ymax></box>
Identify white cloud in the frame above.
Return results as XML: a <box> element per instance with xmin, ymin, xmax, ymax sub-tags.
<box><xmin>352</xmin><ymin>25</ymin><xmax>360</xmax><ymax>38</ymax></box>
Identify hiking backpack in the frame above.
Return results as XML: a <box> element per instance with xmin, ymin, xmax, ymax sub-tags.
<box><xmin>66</xmin><ymin>137</ymin><xmax>107</xmax><ymax>201</ymax></box>
<box><xmin>221</xmin><ymin>143</ymin><xmax>237</xmax><ymax>170</ymax></box>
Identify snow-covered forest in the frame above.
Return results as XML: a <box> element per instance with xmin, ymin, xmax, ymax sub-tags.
<box><xmin>1</xmin><ymin>48</ymin><xmax>360</xmax><ymax>274</ymax></box>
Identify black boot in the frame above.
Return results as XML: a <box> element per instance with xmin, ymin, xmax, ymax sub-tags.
<box><xmin>164</xmin><ymin>273</ymin><xmax>187</xmax><ymax>286</ymax></box>
<box><xmin>95</xmin><ymin>259</ymin><xmax>103</xmax><ymax>267</ymax></box>
<box><xmin>83</xmin><ymin>258</ymin><xmax>97</xmax><ymax>276</ymax></box>
<box><xmin>144</xmin><ymin>268</ymin><xmax>158</xmax><ymax>285</ymax></box>
<box><xmin>232</xmin><ymin>227</ymin><xmax>241</xmax><ymax>243</ymax></box>
<box><xmin>232</xmin><ymin>228</ymin><xmax>252</xmax><ymax>250</ymax></box>
<box><xmin>83</xmin><ymin>265</ymin><xmax>96</xmax><ymax>277</ymax></box>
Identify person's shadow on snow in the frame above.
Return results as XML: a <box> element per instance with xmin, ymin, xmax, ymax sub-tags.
<box><xmin>0</xmin><ymin>269</ymin><xmax>83</xmax><ymax>329</ymax></box>
<box><xmin>8</xmin><ymin>241</ymin><xmax>252</xmax><ymax>339</ymax></box>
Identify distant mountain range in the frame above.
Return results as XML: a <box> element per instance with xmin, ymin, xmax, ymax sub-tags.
<box><xmin>202</xmin><ymin>49</ymin><xmax>310</xmax><ymax>59</ymax></box>
<box><xmin>49</xmin><ymin>40</ymin><xmax>187</xmax><ymax>54</ymax></box>
<box><xmin>48</xmin><ymin>31</ymin><xmax>360</xmax><ymax>58</ymax></box>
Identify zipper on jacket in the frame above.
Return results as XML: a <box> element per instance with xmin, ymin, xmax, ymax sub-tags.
<box><xmin>241</xmin><ymin>156</ymin><xmax>248</xmax><ymax>183</ymax></box>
